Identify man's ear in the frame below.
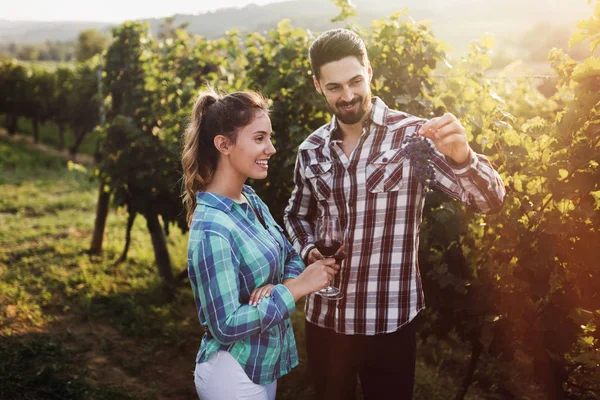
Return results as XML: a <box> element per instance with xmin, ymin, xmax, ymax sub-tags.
<box><xmin>214</xmin><ymin>135</ymin><xmax>231</xmax><ymax>155</ymax></box>
<box><xmin>367</xmin><ymin>62</ymin><xmax>373</xmax><ymax>83</ymax></box>
<box><xmin>313</xmin><ymin>76</ymin><xmax>323</xmax><ymax>95</ymax></box>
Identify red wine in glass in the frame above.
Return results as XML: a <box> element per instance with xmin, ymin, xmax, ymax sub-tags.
<box><xmin>314</xmin><ymin>216</ymin><xmax>343</xmax><ymax>299</ymax></box>
<box><xmin>315</xmin><ymin>240</ymin><xmax>342</xmax><ymax>258</ymax></box>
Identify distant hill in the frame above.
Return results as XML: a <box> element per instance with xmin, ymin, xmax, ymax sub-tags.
<box><xmin>0</xmin><ymin>20</ymin><xmax>111</xmax><ymax>43</ymax></box>
<box><xmin>0</xmin><ymin>0</ymin><xmax>594</xmax><ymax>55</ymax></box>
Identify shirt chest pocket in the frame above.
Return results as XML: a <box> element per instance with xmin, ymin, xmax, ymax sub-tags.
<box><xmin>366</xmin><ymin>148</ymin><xmax>405</xmax><ymax>193</ymax></box>
<box><xmin>305</xmin><ymin>161</ymin><xmax>333</xmax><ymax>201</ymax></box>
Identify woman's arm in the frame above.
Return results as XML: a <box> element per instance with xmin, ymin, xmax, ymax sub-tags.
<box><xmin>189</xmin><ymin>230</ymin><xmax>296</xmax><ymax>345</ymax></box>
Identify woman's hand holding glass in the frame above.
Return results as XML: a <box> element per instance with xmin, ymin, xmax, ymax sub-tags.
<box><xmin>283</xmin><ymin>258</ymin><xmax>340</xmax><ymax>302</ymax></box>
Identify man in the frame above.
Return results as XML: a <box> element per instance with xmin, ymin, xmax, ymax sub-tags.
<box><xmin>283</xmin><ymin>28</ymin><xmax>506</xmax><ymax>399</ymax></box>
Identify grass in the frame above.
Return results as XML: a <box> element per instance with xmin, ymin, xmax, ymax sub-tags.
<box><xmin>0</xmin><ymin>135</ymin><xmax>490</xmax><ymax>399</ymax></box>
<box><xmin>0</xmin><ymin>137</ymin><xmax>196</xmax><ymax>399</ymax></box>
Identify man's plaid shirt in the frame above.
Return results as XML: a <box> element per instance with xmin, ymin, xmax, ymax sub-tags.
<box><xmin>284</xmin><ymin>97</ymin><xmax>506</xmax><ymax>335</ymax></box>
<box><xmin>188</xmin><ymin>185</ymin><xmax>304</xmax><ymax>384</ymax></box>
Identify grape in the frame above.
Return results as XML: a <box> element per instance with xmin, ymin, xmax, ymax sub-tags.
<box><xmin>403</xmin><ymin>134</ymin><xmax>435</xmax><ymax>194</ymax></box>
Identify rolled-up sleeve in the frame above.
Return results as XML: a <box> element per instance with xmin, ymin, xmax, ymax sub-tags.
<box><xmin>431</xmin><ymin>146</ymin><xmax>506</xmax><ymax>214</ymax></box>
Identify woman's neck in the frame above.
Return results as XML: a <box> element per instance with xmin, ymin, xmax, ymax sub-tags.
<box><xmin>204</xmin><ymin>164</ymin><xmax>246</xmax><ymax>202</ymax></box>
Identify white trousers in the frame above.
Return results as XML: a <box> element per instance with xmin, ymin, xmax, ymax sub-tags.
<box><xmin>194</xmin><ymin>351</ymin><xmax>277</xmax><ymax>400</ymax></box>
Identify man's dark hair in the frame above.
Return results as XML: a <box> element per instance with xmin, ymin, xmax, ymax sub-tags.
<box><xmin>309</xmin><ymin>28</ymin><xmax>369</xmax><ymax>81</ymax></box>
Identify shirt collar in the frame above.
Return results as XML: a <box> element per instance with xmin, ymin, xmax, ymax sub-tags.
<box><xmin>196</xmin><ymin>185</ymin><xmax>254</xmax><ymax>212</ymax></box>
<box><xmin>370</xmin><ymin>96</ymin><xmax>388</xmax><ymax>127</ymax></box>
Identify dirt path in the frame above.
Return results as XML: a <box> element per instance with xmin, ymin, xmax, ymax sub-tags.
<box><xmin>51</xmin><ymin>313</ymin><xmax>200</xmax><ymax>399</ymax></box>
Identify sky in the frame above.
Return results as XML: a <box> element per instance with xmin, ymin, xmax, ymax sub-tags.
<box><xmin>0</xmin><ymin>0</ymin><xmax>287</xmax><ymax>22</ymax></box>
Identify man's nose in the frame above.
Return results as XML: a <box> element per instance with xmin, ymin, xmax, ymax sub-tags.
<box><xmin>341</xmin><ymin>86</ymin><xmax>354</xmax><ymax>102</ymax></box>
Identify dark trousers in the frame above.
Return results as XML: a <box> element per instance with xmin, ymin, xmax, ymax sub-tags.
<box><xmin>305</xmin><ymin>319</ymin><xmax>417</xmax><ymax>400</ymax></box>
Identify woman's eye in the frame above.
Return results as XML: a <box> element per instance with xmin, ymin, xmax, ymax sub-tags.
<box><xmin>255</xmin><ymin>136</ymin><xmax>264</xmax><ymax>142</ymax></box>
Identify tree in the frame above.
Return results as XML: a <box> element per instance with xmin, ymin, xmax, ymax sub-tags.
<box><xmin>52</xmin><ymin>67</ymin><xmax>75</xmax><ymax>149</ymax></box>
<box><xmin>89</xmin><ymin>22</ymin><xmax>145</xmax><ymax>257</ymax></box>
<box><xmin>99</xmin><ymin>22</ymin><xmax>213</xmax><ymax>295</ymax></box>
<box><xmin>26</xmin><ymin>67</ymin><xmax>57</xmax><ymax>144</ymax></box>
<box><xmin>75</xmin><ymin>29</ymin><xmax>109</xmax><ymax>62</ymax></box>
<box><xmin>68</xmin><ymin>60</ymin><xmax>102</xmax><ymax>155</ymax></box>
<box><xmin>0</xmin><ymin>61</ymin><xmax>28</xmax><ymax>135</ymax></box>
<box><xmin>16</xmin><ymin>44</ymin><xmax>39</xmax><ymax>61</ymax></box>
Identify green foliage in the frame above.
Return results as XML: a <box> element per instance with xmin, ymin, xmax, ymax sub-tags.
<box><xmin>100</xmin><ymin>23</ymin><xmax>230</xmax><ymax>232</ymax></box>
<box><xmin>369</xmin><ymin>11</ymin><xmax>450</xmax><ymax>117</ymax></box>
<box><xmin>569</xmin><ymin>2</ymin><xmax>600</xmax><ymax>53</ymax></box>
<box><xmin>0</xmin><ymin>61</ymin><xmax>30</xmax><ymax>133</ymax></box>
<box><xmin>245</xmin><ymin>20</ymin><xmax>328</xmax><ymax>222</ymax></box>
<box><xmin>448</xmin><ymin>15</ymin><xmax>600</xmax><ymax>399</ymax></box>
<box><xmin>0</xmin><ymin>59</ymin><xmax>100</xmax><ymax>154</ymax></box>
<box><xmin>103</xmin><ymin>22</ymin><xmax>150</xmax><ymax>121</ymax></box>
<box><xmin>0</xmin><ymin>40</ymin><xmax>76</xmax><ymax>62</ymax></box>
<box><xmin>76</xmin><ymin>29</ymin><xmax>110</xmax><ymax>63</ymax></box>
<box><xmin>66</xmin><ymin>58</ymin><xmax>103</xmax><ymax>154</ymax></box>
<box><xmin>330</xmin><ymin>0</ymin><xmax>357</xmax><ymax>23</ymax></box>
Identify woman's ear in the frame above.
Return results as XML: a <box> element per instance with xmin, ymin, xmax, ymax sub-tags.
<box><xmin>214</xmin><ymin>135</ymin><xmax>231</xmax><ymax>155</ymax></box>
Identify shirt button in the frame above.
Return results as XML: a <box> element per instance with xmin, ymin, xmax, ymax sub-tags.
<box><xmin>382</xmin><ymin>157</ymin><xmax>388</xmax><ymax>162</ymax></box>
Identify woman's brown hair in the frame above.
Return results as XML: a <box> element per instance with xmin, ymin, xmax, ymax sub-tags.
<box><xmin>181</xmin><ymin>88</ymin><xmax>269</xmax><ymax>225</ymax></box>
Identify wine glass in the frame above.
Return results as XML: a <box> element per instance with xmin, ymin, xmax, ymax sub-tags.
<box><xmin>314</xmin><ymin>216</ymin><xmax>343</xmax><ymax>299</ymax></box>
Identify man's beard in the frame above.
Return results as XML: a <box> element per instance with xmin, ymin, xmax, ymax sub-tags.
<box><xmin>325</xmin><ymin>92</ymin><xmax>371</xmax><ymax>125</ymax></box>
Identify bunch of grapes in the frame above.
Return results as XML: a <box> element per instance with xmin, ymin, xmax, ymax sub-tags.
<box><xmin>403</xmin><ymin>134</ymin><xmax>435</xmax><ymax>193</ymax></box>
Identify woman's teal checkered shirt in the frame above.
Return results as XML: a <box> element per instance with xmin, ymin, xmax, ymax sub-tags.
<box><xmin>187</xmin><ymin>185</ymin><xmax>305</xmax><ymax>385</ymax></box>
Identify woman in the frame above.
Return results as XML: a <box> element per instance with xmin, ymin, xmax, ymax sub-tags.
<box><xmin>182</xmin><ymin>89</ymin><xmax>340</xmax><ymax>400</ymax></box>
